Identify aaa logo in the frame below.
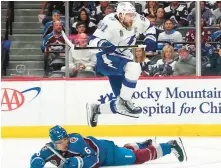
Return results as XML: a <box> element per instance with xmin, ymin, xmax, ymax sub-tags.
<box><xmin>1</xmin><ymin>87</ymin><xmax>41</xmax><ymax>111</ymax></box>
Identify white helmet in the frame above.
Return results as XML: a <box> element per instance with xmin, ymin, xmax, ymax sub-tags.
<box><xmin>116</xmin><ymin>2</ymin><xmax>136</xmax><ymax>18</ymax></box>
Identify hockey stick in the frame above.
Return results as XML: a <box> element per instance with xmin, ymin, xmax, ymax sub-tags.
<box><xmin>74</xmin><ymin>45</ymin><xmax>147</xmax><ymax>50</ymax></box>
<box><xmin>61</xmin><ymin>30</ymin><xmax>75</xmax><ymax>49</ymax></box>
<box><xmin>45</xmin><ymin>144</ymin><xmax>66</xmax><ymax>162</ymax></box>
<box><xmin>61</xmin><ymin>30</ymin><xmax>147</xmax><ymax>50</ymax></box>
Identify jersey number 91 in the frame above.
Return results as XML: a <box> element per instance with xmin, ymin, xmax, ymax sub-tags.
<box><xmin>98</xmin><ymin>22</ymin><xmax>108</xmax><ymax>32</ymax></box>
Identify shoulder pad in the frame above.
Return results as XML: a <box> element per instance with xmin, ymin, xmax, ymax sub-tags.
<box><xmin>103</xmin><ymin>13</ymin><xmax>116</xmax><ymax>21</ymax></box>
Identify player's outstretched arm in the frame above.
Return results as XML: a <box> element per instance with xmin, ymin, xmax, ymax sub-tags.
<box><xmin>30</xmin><ymin>144</ymin><xmax>53</xmax><ymax>168</ymax></box>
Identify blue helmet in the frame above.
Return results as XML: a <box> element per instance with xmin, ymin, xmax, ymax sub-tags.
<box><xmin>49</xmin><ymin>125</ymin><xmax>68</xmax><ymax>142</ymax></box>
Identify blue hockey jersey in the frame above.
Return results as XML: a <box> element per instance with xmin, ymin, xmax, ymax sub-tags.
<box><xmin>30</xmin><ymin>133</ymin><xmax>118</xmax><ymax>168</ymax></box>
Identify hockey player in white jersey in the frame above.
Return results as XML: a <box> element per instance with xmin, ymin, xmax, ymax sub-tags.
<box><xmin>87</xmin><ymin>2</ymin><xmax>157</xmax><ymax>127</ymax></box>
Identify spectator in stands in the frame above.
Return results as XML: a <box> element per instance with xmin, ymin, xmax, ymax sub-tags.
<box><xmin>156</xmin><ymin>7</ymin><xmax>166</xmax><ymax>31</ymax></box>
<box><xmin>72</xmin><ymin>8</ymin><xmax>97</xmax><ymax>35</ymax></box>
<box><xmin>212</xmin><ymin>1</ymin><xmax>221</xmax><ymax>25</ymax></box>
<box><xmin>1</xmin><ymin>35</ymin><xmax>11</xmax><ymax>76</ymax></box>
<box><xmin>96</xmin><ymin>1</ymin><xmax>110</xmax><ymax>16</ymax></box>
<box><xmin>43</xmin><ymin>10</ymin><xmax>65</xmax><ymax>38</ymax></box>
<box><xmin>41</xmin><ymin>21</ymin><xmax>65</xmax><ymax>52</ymax></box>
<box><xmin>154</xmin><ymin>45</ymin><xmax>176</xmax><ymax>76</ymax></box>
<box><xmin>173</xmin><ymin>45</ymin><xmax>196</xmax><ymax>76</ymax></box>
<box><xmin>96</xmin><ymin>6</ymin><xmax>114</xmax><ymax>24</ymax></box>
<box><xmin>147</xmin><ymin>15</ymin><xmax>163</xmax><ymax>39</ymax></box>
<box><xmin>78</xmin><ymin>2</ymin><xmax>92</xmax><ymax>14</ymax></box>
<box><xmin>211</xmin><ymin>21</ymin><xmax>221</xmax><ymax>68</ymax></box>
<box><xmin>185</xmin><ymin>18</ymin><xmax>211</xmax><ymax>44</ymax></box>
<box><xmin>185</xmin><ymin>18</ymin><xmax>214</xmax><ymax>67</ymax></box>
<box><xmin>158</xmin><ymin>19</ymin><xmax>183</xmax><ymax>50</ymax></box>
<box><xmin>147</xmin><ymin>14</ymin><xmax>156</xmax><ymax>25</ymax></box>
<box><xmin>135</xmin><ymin>48</ymin><xmax>151</xmax><ymax>76</ymax></box>
<box><xmin>164</xmin><ymin>1</ymin><xmax>189</xmax><ymax>26</ymax></box>
<box><xmin>211</xmin><ymin>20</ymin><xmax>221</xmax><ymax>49</ymax></box>
<box><xmin>91</xmin><ymin>1</ymin><xmax>110</xmax><ymax>24</ymax></box>
<box><xmin>142</xmin><ymin>1</ymin><xmax>159</xmax><ymax>17</ymax></box>
<box><xmin>72</xmin><ymin>1</ymin><xmax>96</xmax><ymax>14</ymax></box>
<box><xmin>41</xmin><ymin>21</ymin><xmax>65</xmax><ymax>74</ymax></box>
<box><xmin>188</xmin><ymin>1</ymin><xmax>214</xmax><ymax>26</ymax></box>
<box><xmin>40</xmin><ymin>1</ymin><xmax>65</xmax><ymax>25</ymax></box>
<box><xmin>61</xmin><ymin>33</ymin><xmax>96</xmax><ymax>77</ymax></box>
<box><xmin>69</xmin><ymin>21</ymin><xmax>87</xmax><ymax>44</ymax></box>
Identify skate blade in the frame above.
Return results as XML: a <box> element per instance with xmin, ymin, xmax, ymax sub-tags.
<box><xmin>115</xmin><ymin>112</ymin><xmax>140</xmax><ymax>118</ymax></box>
<box><xmin>178</xmin><ymin>137</ymin><xmax>188</xmax><ymax>161</ymax></box>
<box><xmin>86</xmin><ymin>103</ymin><xmax>92</xmax><ymax>127</ymax></box>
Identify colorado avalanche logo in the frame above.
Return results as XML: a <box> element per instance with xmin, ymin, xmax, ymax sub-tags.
<box><xmin>51</xmin><ymin>160</ymin><xmax>58</xmax><ymax>166</ymax></box>
<box><xmin>70</xmin><ymin>137</ymin><xmax>78</xmax><ymax>143</ymax></box>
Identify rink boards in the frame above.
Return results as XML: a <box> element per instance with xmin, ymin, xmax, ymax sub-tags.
<box><xmin>1</xmin><ymin>77</ymin><xmax>221</xmax><ymax>138</ymax></box>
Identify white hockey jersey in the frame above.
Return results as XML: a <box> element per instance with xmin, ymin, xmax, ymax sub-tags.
<box><xmin>89</xmin><ymin>13</ymin><xmax>156</xmax><ymax>60</ymax></box>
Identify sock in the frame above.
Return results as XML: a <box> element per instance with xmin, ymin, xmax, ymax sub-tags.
<box><xmin>159</xmin><ymin>143</ymin><xmax>172</xmax><ymax>156</ymax></box>
<box><xmin>99</xmin><ymin>100</ymin><xmax>117</xmax><ymax>114</ymax></box>
<box><xmin>120</xmin><ymin>62</ymin><xmax>141</xmax><ymax>101</ymax></box>
<box><xmin>120</xmin><ymin>77</ymin><xmax>137</xmax><ymax>101</ymax></box>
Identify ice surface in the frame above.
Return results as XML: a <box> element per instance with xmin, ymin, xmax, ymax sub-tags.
<box><xmin>2</xmin><ymin>137</ymin><xmax>221</xmax><ymax>168</ymax></box>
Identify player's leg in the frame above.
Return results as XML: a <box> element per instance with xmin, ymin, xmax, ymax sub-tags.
<box><xmin>111</xmin><ymin>61</ymin><xmax>142</xmax><ymax>116</ymax></box>
<box><xmin>96</xmin><ymin>59</ymin><xmax>142</xmax><ymax>117</ymax></box>
<box><xmin>99</xmin><ymin>75</ymin><xmax>142</xmax><ymax>118</ymax></box>
<box><xmin>108</xmin><ymin>75</ymin><xmax>123</xmax><ymax>96</ymax></box>
<box><xmin>86</xmin><ymin>76</ymin><xmax>122</xmax><ymax>127</ymax></box>
<box><xmin>112</xmin><ymin>146</ymin><xmax>136</xmax><ymax>166</ymax></box>
<box><xmin>87</xmin><ymin>54</ymin><xmax>139</xmax><ymax>127</ymax></box>
<box><xmin>87</xmin><ymin>74</ymin><xmax>141</xmax><ymax>127</ymax></box>
<box><xmin>124</xmin><ymin>138</ymin><xmax>186</xmax><ymax>164</ymax></box>
<box><xmin>120</xmin><ymin>61</ymin><xmax>141</xmax><ymax>101</ymax></box>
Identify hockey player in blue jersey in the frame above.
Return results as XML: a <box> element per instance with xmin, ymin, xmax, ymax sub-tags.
<box><xmin>30</xmin><ymin>125</ymin><xmax>186</xmax><ymax>168</ymax></box>
<box><xmin>87</xmin><ymin>2</ymin><xmax>157</xmax><ymax>127</ymax></box>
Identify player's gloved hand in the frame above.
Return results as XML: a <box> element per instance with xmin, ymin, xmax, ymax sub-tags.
<box><xmin>99</xmin><ymin>40</ymin><xmax>116</xmax><ymax>54</ymax></box>
<box><xmin>30</xmin><ymin>157</ymin><xmax>45</xmax><ymax>168</ymax></box>
<box><xmin>63</xmin><ymin>156</ymin><xmax>83</xmax><ymax>168</ymax></box>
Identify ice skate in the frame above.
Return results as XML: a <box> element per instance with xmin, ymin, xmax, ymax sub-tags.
<box><xmin>115</xmin><ymin>97</ymin><xmax>142</xmax><ymax>118</ymax></box>
<box><xmin>86</xmin><ymin>103</ymin><xmax>100</xmax><ymax>127</ymax></box>
<box><xmin>167</xmin><ymin>138</ymin><xmax>187</xmax><ymax>162</ymax></box>
<box><xmin>139</xmin><ymin>139</ymin><xmax>153</xmax><ymax>148</ymax></box>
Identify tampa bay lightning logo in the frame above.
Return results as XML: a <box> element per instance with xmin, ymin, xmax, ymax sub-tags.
<box><xmin>118</xmin><ymin>35</ymin><xmax>136</xmax><ymax>53</ymax></box>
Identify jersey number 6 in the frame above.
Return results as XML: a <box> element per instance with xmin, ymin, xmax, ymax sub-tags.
<box><xmin>84</xmin><ymin>147</ymin><xmax>91</xmax><ymax>154</ymax></box>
